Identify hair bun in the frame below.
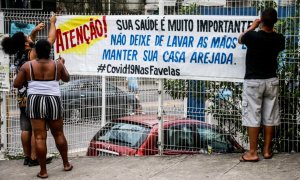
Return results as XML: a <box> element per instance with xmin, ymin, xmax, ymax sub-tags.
<box><xmin>1</xmin><ymin>37</ymin><xmax>18</xmax><ymax>55</ymax></box>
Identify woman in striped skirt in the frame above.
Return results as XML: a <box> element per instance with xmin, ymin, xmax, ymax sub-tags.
<box><xmin>14</xmin><ymin>39</ymin><xmax>72</xmax><ymax>179</ymax></box>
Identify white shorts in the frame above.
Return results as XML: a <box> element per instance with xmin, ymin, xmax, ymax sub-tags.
<box><xmin>242</xmin><ymin>78</ymin><xmax>280</xmax><ymax>127</ymax></box>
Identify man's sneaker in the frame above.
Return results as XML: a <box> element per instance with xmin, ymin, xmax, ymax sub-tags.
<box><xmin>46</xmin><ymin>157</ymin><xmax>53</xmax><ymax>164</ymax></box>
<box><xmin>28</xmin><ymin>157</ymin><xmax>53</xmax><ymax>167</ymax></box>
<box><xmin>23</xmin><ymin>157</ymin><xmax>30</xmax><ymax>166</ymax></box>
<box><xmin>28</xmin><ymin>158</ymin><xmax>39</xmax><ymax>167</ymax></box>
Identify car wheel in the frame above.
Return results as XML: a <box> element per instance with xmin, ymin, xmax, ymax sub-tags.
<box><xmin>70</xmin><ymin>109</ymin><xmax>81</xmax><ymax>123</ymax></box>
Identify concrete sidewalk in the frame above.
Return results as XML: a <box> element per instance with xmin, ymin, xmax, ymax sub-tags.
<box><xmin>1</xmin><ymin>153</ymin><xmax>300</xmax><ymax>180</ymax></box>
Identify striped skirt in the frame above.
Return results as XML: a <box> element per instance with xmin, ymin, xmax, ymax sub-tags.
<box><xmin>27</xmin><ymin>94</ymin><xmax>62</xmax><ymax>120</ymax></box>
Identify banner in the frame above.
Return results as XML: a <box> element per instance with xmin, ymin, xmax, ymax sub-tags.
<box><xmin>0</xmin><ymin>34</ymin><xmax>10</xmax><ymax>92</ymax></box>
<box><xmin>55</xmin><ymin>15</ymin><xmax>256</xmax><ymax>82</ymax></box>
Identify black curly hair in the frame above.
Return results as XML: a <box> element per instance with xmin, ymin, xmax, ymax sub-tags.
<box><xmin>1</xmin><ymin>32</ymin><xmax>26</xmax><ymax>55</ymax></box>
<box><xmin>261</xmin><ymin>8</ymin><xmax>278</xmax><ymax>28</ymax></box>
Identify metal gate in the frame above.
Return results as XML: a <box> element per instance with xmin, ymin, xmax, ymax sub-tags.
<box><xmin>0</xmin><ymin>0</ymin><xmax>299</xmax><ymax>157</ymax></box>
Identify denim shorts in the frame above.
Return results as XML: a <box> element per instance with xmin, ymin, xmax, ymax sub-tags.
<box><xmin>20</xmin><ymin>107</ymin><xmax>32</xmax><ymax>131</ymax></box>
<box><xmin>242</xmin><ymin>78</ymin><xmax>280</xmax><ymax>127</ymax></box>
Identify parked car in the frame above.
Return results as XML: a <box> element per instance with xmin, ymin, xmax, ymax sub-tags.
<box><xmin>87</xmin><ymin>115</ymin><xmax>244</xmax><ymax>156</ymax></box>
<box><xmin>60</xmin><ymin>77</ymin><xmax>137</xmax><ymax>123</ymax></box>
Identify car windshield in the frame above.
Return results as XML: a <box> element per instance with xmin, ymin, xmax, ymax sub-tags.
<box><xmin>95</xmin><ymin>122</ymin><xmax>151</xmax><ymax>149</ymax></box>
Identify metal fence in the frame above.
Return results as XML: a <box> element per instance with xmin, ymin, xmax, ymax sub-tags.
<box><xmin>0</xmin><ymin>0</ymin><xmax>299</xmax><ymax>158</ymax></box>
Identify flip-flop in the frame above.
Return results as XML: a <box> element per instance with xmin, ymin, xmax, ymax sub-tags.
<box><xmin>240</xmin><ymin>155</ymin><xmax>259</xmax><ymax>162</ymax></box>
<box><xmin>64</xmin><ymin>165</ymin><xmax>73</xmax><ymax>171</ymax></box>
<box><xmin>263</xmin><ymin>153</ymin><xmax>273</xmax><ymax>159</ymax></box>
<box><xmin>37</xmin><ymin>173</ymin><xmax>48</xmax><ymax>179</ymax></box>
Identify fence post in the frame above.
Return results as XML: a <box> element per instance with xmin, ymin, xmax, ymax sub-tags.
<box><xmin>275</xmin><ymin>0</ymin><xmax>279</xmax><ymax>11</ymax></box>
<box><xmin>157</xmin><ymin>0</ymin><xmax>164</xmax><ymax>156</ymax></box>
<box><xmin>108</xmin><ymin>0</ymin><xmax>111</xmax><ymax>15</ymax></box>
<box><xmin>101</xmin><ymin>76</ymin><xmax>106</xmax><ymax>127</ymax></box>
<box><xmin>159</xmin><ymin>0</ymin><xmax>164</xmax><ymax>15</ymax></box>
<box><xmin>0</xmin><ymin>92</ymin><xmax>7</xmax><ymax>152</ymax></box>
<box><xmin>184</xmin><ymin>80</ymin><xmax>188</xmax><ymax>118</ymax></box>
<box><xmin>0</xmin><ymin>12</ymin><xmax>3</xmax><ymax>34</ymax></box>
<box><xmin>157</xmin><ymin>79</ymin><xmax>164</xmax><ymax>155</ymax></box>
<box><xmin>0</xmin><ymin>20</ymin><xmax>7</xmax><ymax>156</ymax></box>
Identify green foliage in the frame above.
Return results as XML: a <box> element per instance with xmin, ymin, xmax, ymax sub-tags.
<box><xmin>179</xmin><ymin>3</ymin><xmax>199</xmax><ymax>15</ymax></box>
<box><xmin>251</xmin><ymin>0</ymin><xmax>277</xmax><ymax>13</ymax></box>
<box><xmin>163</xmin><ymin>80</ymin><xmax>207</xmax><ymax>100</ymax></box>
<box><xmin>206</xmin><ymin>82</ymin><xmax>245</xmax><ymax>137</ymax></box>
<box><xmin>5</xmin><ymin>152</ymin><xmax>24</xmax><ymax>160</ymax></box>
<box><xmin>4</xmin><ymin>151</ymin><xmax>59</xmax><ymax>160</ymax></box>
<box><xmin>163</xmin><ymin>79</ymin><xmax>188</xmax><ymax>99</ymax></box>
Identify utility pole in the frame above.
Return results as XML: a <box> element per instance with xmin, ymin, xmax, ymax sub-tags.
<box><xmin>108</xmin><ymin>0</ymin><xmax>111</xmax><ymax>15</ymax></box>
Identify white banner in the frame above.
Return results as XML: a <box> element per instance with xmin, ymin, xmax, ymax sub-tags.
<box><xmin>55</xmin><ymin>15</ymin><xmax>256</xmax><ymax>82</ymax></box>
<box><xmin>0</xmin><ymin>34</ymin><xmax>10</xmax><ymax>92</ymax></box>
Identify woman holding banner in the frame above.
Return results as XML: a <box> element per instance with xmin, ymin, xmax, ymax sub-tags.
<box><xmin>13</xmin><ymin>39</ymin><xmax>72</xmax><ymax>179</ymax></box>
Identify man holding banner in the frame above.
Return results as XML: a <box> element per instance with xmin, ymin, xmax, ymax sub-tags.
<box><xmin>238</xmin><ymin>8</ymin><xmax>285</xmax><ymax>162</ymax></box>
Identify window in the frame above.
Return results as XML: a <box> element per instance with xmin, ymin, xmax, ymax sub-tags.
<box><xmin>164</xmin><ymin>124</ymin><xmax>196</xmax><ymax>150</ymax></box>
<box><xmin>197</xmin><ymin>126</ymin><xmax>233</xmax><ymax>153</ymax></box>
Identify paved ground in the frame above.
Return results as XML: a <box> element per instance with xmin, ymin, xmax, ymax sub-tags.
<box><xmin>1</xmin><ymin>153</ymin><xmax>300</xmax><ymax>180</ymax></box>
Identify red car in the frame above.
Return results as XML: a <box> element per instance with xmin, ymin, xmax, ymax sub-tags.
<box><xmin>87</xmin><ymin>115</ymin><xmax>244</xmax><ymax>156</ymax></box>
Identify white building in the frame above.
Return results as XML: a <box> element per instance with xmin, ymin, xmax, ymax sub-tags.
<box><xmin>182</xmin><ymin>0</ymin><xmax>226</xmax><ymax>6</ymax></box>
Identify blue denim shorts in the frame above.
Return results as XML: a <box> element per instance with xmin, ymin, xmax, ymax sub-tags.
<box><xmin>20</xmin><ymin>107</ymin><xmax>32</xmax><ymax>131</ymax></box>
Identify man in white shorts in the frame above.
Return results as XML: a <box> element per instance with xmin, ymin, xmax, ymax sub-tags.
<box><xmin>238</xmin><ymin>8</ymin><xmax>285</xmax><ymax>162</ymax></box>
